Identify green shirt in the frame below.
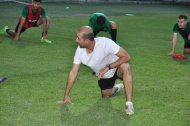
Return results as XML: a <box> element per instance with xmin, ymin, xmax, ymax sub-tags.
<box><xmin>89</xmin><ymin>13</ymin><xmax>111</xmax><ymax>34</ymax></box>
<box><xmin>173</xmin><ymin>22</ymin><xmax>190</xmax><ymax>43</ymax></box>
<box><xmin>21</xmin><ymin>6</ymin><xmax>46</xmax><ymax>19</ymax></box>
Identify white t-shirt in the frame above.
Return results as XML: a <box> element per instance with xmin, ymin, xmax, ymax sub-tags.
<box><xmin>74</xmin><ymin>37</ymin><xmax>120</xmax><ymax>79</ymax></box>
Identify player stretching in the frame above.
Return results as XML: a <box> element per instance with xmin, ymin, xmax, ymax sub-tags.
<box><xmin>2</xmin><ymin>0</ymin><xmax>52</xmax><ymax>43</ymax></box>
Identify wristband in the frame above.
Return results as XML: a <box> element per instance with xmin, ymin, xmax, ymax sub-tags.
<box><xmin>106</xmin><ymin>64</ymin><xmax>112</xmax><ymax>70</ymax></box>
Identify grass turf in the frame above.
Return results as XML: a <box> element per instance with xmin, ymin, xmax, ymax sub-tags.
<box><xmin>0</xmin><ymin>2</ymin><xmax>190</xmax><ymax>126</ymax></box>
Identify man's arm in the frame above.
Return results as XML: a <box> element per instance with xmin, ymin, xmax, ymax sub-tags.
<box><xmin>98</xmin><ymin>47</ymin><xmax>130</xmax><ymax>78</ymax></box>
<box><xmin>42</xmin><ymin>18</ymin><xmax>47</xmax><ymax>39</ymax></box>
<box><xmin>168</xmin><ymin>33</ymin><xmax>178</xmax><ymax>56</ymax></box>
<box><xmin>89</xmin><ymin>17</ymin><xmax>95</xmax><ymax>31</ymax></box>
<box><xmin>104</xmin><ymin>18</ymin><xmax>111</xmax><ymax>33</ymax></box>
<box><xmin>14</xmin><ymin>17</ymin><xmax>25</xmax><ymax>41</ymax></box>
<box><xmin>41</xmin><ymin>8</ymin><xmax>47</xmax><ymax>39</ymax></box>
<box><xmin>59</xmin><ymin>64</ymin><xmax>80</xmax><ymax>104</ymax></box>
<box><xmin>110</xmin><ymin>47</ymin><xmax>130</xmax><ymax>68</ymax></box>
<box><xmin>14</xmin><ymin>6</ymin><xmax>28</xmax><ymax>41</ymax></box>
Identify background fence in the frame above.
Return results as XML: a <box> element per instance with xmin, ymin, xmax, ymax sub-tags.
<box><xmin>0</xmin><ymin>0</ymin><xmax>190</xmax><ymax>4</ymax></box>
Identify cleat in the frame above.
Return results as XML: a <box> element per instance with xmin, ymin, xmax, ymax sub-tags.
<box><xmin>41</xmin><ymin>37</ymin><xmax>52</xmax><ymax>44</ymax></box>
<box><xmin>0</xmin><ymin>77</ymin><xmax>7</xmax><ymax>83</ymax></box>
<box><xmin>0</xmin><ymin>26</ymin><xmax>8</xmax><ymax>35</ymax></box>
<box><xmin>111</xmin><ymin>83</ymin><xmax>124</xmax><ymax>96</ymax></box>
<box><xmin>125</xmin><ymin>101</ymin><xmax>134</xmax><ymax>115</ymax></box>
<box><xmin>3</xmin><ymin>26</ymin><xmax>8</xmax><ymax>32</ymax></box>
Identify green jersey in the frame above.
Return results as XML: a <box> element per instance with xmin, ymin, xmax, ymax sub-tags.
<box><xmin>89</xmin><ymin>13</ymin><xmax>111</xmax><ymax>34</ymax></box>
<box><xmin>173</xmin><ymin>22</ymin><xmax>190</xmax><ymax>43</ymax></box>
<box><xmin>21</xmin><ymin>5</ymin><xmax>46</xmax><ymax>19</ymax></box>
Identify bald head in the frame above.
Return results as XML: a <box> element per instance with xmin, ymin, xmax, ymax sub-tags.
<box><xmin>77</xmin><ymin>26</ymin><xmax>94</xmax><ymax>41</ymax></box>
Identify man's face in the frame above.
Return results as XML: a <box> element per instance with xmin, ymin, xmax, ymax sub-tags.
<box><xmin>76</xmin><ymin>32</ymin><xmax>87</xmax><ymax>48</ymax></box>
<box><xmin>96</xmin><ymin>16</ymin><xmax>105</xmax><ymax>26</ymax></box>
<box><xmin>33</xmin><ymin>1</ymin><xmax>41</xmax><ymax>9</ymax></box>
<box><xmin>178</xmin><ymin>18</ymin><xmax>187</xmax><ymax>29</ymax></box>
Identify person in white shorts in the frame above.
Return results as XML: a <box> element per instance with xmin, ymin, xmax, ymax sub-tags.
<box><xmin>58</xmin><ymin>26</ymin><xmax>134</xmax><ymax>115</ymax></box>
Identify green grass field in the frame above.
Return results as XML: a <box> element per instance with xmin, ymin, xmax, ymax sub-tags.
<box><xmin>0</xmin><ymin>2</ymin><xmax>190</xmax><ymax>126</ymax></box>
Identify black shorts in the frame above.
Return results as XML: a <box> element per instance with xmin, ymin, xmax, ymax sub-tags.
<box><xmin>98</xmin><ymin>70</ymin><xmax>119</xmax><ymax>90</ymax></box>
<box><xmin>94</xmin><ymin>28</ymin><xmax>105</xmax><ymax>36</ymax></box>
<box><xmin>184</xmin><ymin>42</ymin><xmax>190</xmax><ymax>48</ymax></box>
<box><xmin>15</xmin><ymin>21</ymin><xmax>39</xmax><ymax>33</ymax></box>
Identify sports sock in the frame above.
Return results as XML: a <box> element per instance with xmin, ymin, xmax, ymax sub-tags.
<box><xmin>42</xmin><ymin>31</ymin><xmax>48</xmax><ymax>36</ymax></box>
<box><xmin>6</xmin><ymin>29</ymin><xmax>10</xmax><ymax>33</ymax></box>
<box><xmin>111</xmin><ymin>29</ymin><xmax>117</xmax><ymax>43</ymax></box>
<box><xmin>110</xmin><ymin>86</ymin><xmax>118</xmax><ymax>96</ymax></box>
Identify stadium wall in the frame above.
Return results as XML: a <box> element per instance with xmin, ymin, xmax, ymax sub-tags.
<box><xmin>0</xmin><ymin>0</ymin><xmax>190</xmax><ymax>4</ymax></box>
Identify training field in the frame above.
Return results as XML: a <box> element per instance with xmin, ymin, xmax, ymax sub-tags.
<box><xmin>0</xmin><ymin>2</ymin><xmax>190</xmax><ymax>126</ymax></box>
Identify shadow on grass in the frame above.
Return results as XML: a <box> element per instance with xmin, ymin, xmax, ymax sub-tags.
<box><xmin>9</xmin><ymin>39</ymin><xmax>52</xmax><ymax>48</ymax></box>
<box><xmin>60</xmin><ymin>98</ymin><xmax>129</xmax><ymax>126</ymax></box>
<box><xmin>1</xmin><ymin>35</ymin><xmax>51</xmax><ymax>48</ymax></box>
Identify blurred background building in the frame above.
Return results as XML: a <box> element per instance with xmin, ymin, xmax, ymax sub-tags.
<box><xmin>0</xmin><ymin>0</ymin><xmax>190</xmax><ymax>4</ymax></box>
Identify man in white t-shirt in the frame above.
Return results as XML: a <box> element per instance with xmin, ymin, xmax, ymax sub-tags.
<box><xmin>58</xmin><ymin>26</ymin><xmax>134</xmax><ymax>115</ymax></box>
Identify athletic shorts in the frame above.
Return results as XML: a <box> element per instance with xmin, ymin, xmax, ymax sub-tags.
<box><xmin>184</xmin><ymin>42</ymin><xmax>190</xmax><ymax>48</ymax></box>
<box><xmin>15</xmin><ymin>20</ymin><xmax>39</xmax><ymax>33</ymax></box>
<box><xmin>94</xmin><ymin>28</ymin><xmax>106</xmax><ymax>36</ymax></box>
<box><xmin>98</xmin><ymin>69</ymin><xmax>119</xmax><ymax>90</ymax></box>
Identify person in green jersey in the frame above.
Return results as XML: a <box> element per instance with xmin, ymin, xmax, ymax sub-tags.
<box><xmin>89</xmin><ymin>13</ymin><xmax>117</xmax><ymax>43</ymax></box>
<box><xmin>168</xmin><ymin>15</ymin><xmax>190</xmax><ymax>55</ymax></box>
<box><xmin>1</xmin><ymin>0</ymin><xmax>52</xmax><ymax>43</ymax></box>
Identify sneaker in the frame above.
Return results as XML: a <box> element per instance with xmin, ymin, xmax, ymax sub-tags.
<box><xmin>0</xmin><ymin>76</ymin><xmax>7</xmax><ymax>83</ymax></box>
<box><xmin>0</xmin><ymin>26</ymin><xmax>8</xmax><ymax>35</ymax></box>
<box><xmin>41</xmin><ymin>37</ymin><xmax>52</xmax><ymax>44</ymax></box>
<box><xmin>125</xmin><ymin>101</ymin><xmax>134</xmax><ymax>115</ymax></box>
<box><xmin>114</xmin><ymin>83</ymin><xmax>124</xmax><ymax>93</ymax></box>
<box><xmin>111</xmin><ymin>83</ymin><xmax>124</xmax><ymax>96</ymax></box>
<box><xmin>3</xmin><ymin>26</ymin><xmax>8</xmax><ymax>32</ymax></box>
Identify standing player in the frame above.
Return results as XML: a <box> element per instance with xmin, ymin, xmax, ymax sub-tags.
<box><xmin>2</xmin><ymin>0</ymin><xmax>52</xmax><ymax>43</ymax></box>
<box><xmin>168</xmin><ymin>15</ymin><xmax>190</xmax><ymax>55</ymax></box>
<box><xmin>89</xmin><ymin>12</ymin><xmax>117</xmax><ymax>43</ymax></box>
<box><xmin>58</xmin><ymin>26</ymin><xmax>134</xmax><ymax>115</ymax></box>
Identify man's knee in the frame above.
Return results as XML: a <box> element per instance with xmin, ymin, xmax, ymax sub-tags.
<box><xmin>37</xmin><ymin>16</ymin><xmax>50</xmax><ymax>26</ymax></box>
<box><xmin>46</xmin><ymin>16</ymin><xmax>50</xmax><ymax>23</ymax></box>
<box><xmin>120</xmin><ymin>62</ymin><xmax>131</xmax><ymax>70</ymax></box>
<box><xmin>118</xmin><ymin>62</ymin><xmax>131</xmax><ymax>76</ymax></box>
<box><xmin>101</xmin><ymin>89</ymin><xmax>111</xmax><ymax>98</ymax></box>
<box><xmin>110</xmin><ymin>21</ymin><xmax>117</xmax><ymax>29</ymax></box>
<box><xmin>184</xmin><ymin>48</ymin><xmax>190</xmax><ymax>54</ymax></box>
